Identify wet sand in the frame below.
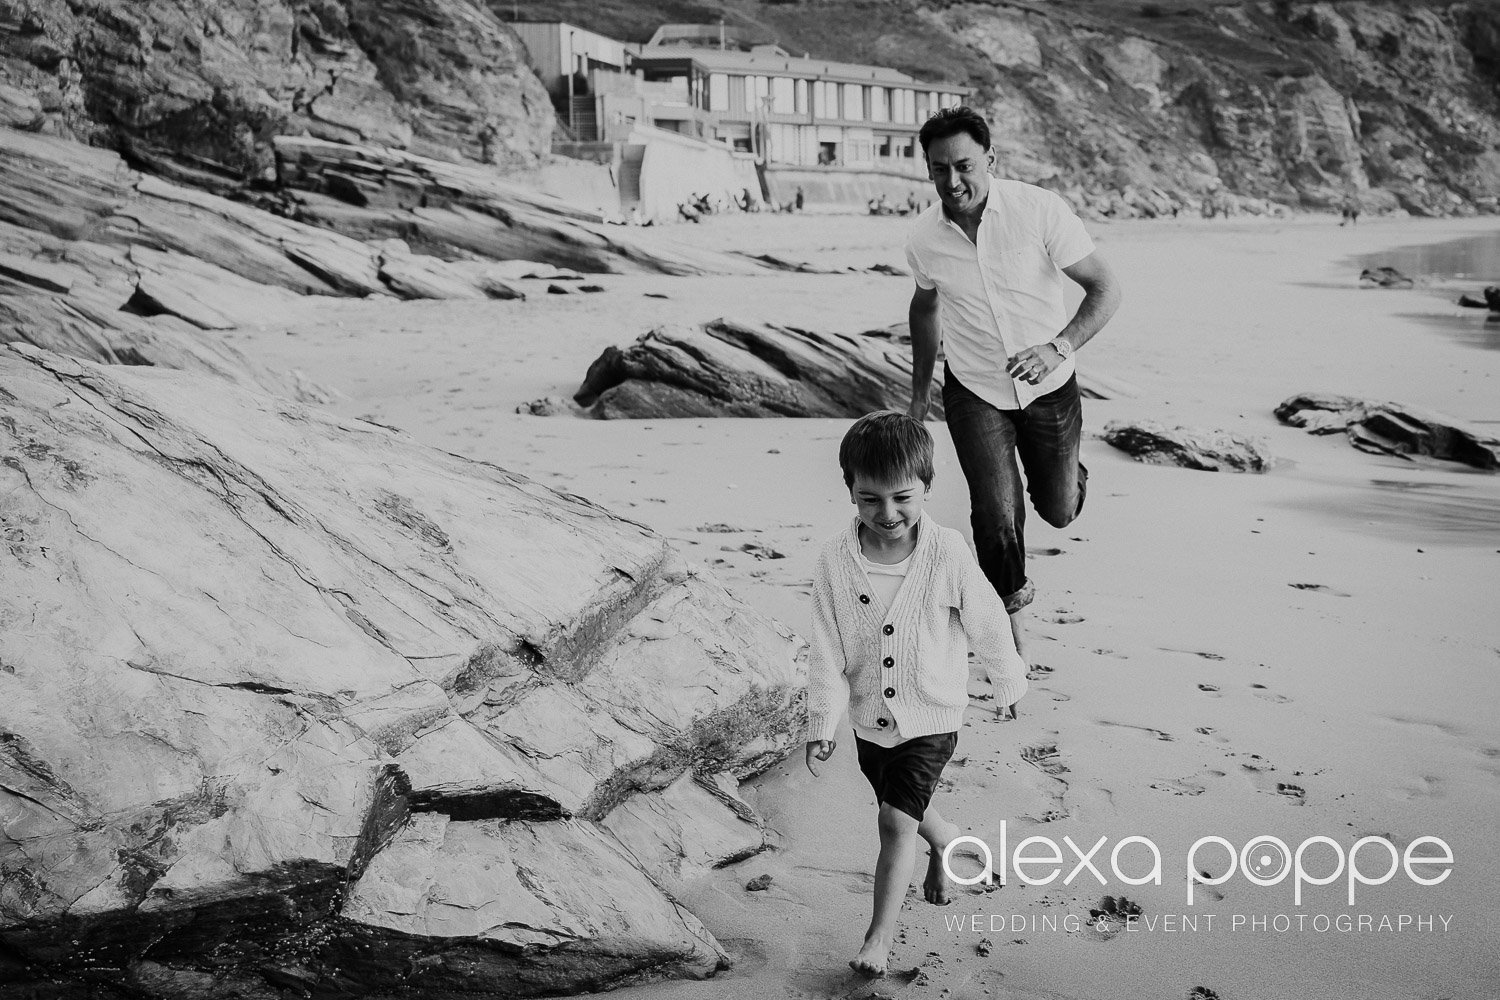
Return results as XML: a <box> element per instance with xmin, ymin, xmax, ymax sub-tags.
<box><xmin>235</xmin><ymin>211</ymin><xmax>1500</xmax><ymax>1000</ymax></box>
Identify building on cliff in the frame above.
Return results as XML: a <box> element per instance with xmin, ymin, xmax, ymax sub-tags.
<box><xmin>513</xmin><ymin>20</ymin><xmax>965</xmax><ymax>220</ymax></box>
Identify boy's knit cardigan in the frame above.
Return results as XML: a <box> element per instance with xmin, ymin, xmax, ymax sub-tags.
<box><xmin>805</xmin><ymin>513</ymin><xmax>1029</xmax><ymax>743</ymax></box>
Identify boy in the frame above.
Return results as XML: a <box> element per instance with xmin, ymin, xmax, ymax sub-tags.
<box><xmin>805</xmin><ymin>410</ymin><xmax>1028</xmax><ymax>977</ymax></box>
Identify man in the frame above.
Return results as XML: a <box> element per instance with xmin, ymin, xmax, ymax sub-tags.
<box><xmin>904</xmin><ymin>107</ymin><xmax>1122</xmax><ymax>663</ymax></box>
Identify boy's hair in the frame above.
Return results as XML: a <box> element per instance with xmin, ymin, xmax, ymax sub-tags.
<box><xmin>839</xmin><ymin>411</ymin><xmax>935</xmax><ymax>489</ymax></box>
<box><xmin>918</xmin><ymin>106</ymin><xmax>991</xmax><ymax>157</ymax></box>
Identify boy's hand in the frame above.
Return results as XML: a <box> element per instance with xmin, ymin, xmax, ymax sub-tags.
<box><xmin>999</xmin><ymin>702</ymin><xmax>1020</xmax><ymax>721</ymax></box>
<box><xmin>805</xmin><ymin>739</ymin><xmax>836</xmax><ymax>776</ymax></box>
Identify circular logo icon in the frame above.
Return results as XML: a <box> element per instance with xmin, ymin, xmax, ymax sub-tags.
<box><xmin>1240</xmin><ymin>836</ymin><xmax>1292</xmax><ymax>885</ymax></box>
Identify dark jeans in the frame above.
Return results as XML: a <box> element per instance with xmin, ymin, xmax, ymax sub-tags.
<box><xmin>942</xmin><ymin>366</ymin><xmax>1087</xmax><ymax>613</ymax></box>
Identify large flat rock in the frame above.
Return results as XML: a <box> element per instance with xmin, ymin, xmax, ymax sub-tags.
<box><xmin>573</xmin><ymin>318</ymin><xmax>943</xmax><ymax>418</ymax></box>
<box><xmin>0</xmin><ymin>344</ymin><xmax>804</xmax><ymax>995</ymax></box>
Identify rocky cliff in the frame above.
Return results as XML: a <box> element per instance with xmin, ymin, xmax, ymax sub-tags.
<box><xmin>503</xmin><ymin>0</ymin><xmax>1500</xmax><ymax>217</ymax></box>
<box><xmin>0</xmin><ymin>0</ymin><xmax>553</xmax><ymax>187</ymax></box>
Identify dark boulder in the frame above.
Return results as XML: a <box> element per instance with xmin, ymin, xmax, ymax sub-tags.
<box><xmin>1359</xmin><ymin>266</ymin><xmax>1415</xmax><ymax>288</ymax></box>
<box><xmin>1275</xmin><ymin>392</ymin><xmax>1500</xmax><ymax>470</ymax></box>
<box><xmin>1103</xmin><ymin>420</ymin><xmax>1274</xmax><ymax>472</ymax></box>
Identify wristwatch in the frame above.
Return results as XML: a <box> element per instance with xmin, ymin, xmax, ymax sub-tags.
<box><xmin>1049</xmin><ymin>338</ymin><xmax>1074</xmax><ymax>361</ymax></box>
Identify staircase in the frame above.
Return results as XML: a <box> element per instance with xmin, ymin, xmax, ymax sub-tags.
<box><xmin>569</xmin><ymin>96</ymin><xmax>598</xmax><ymax>142</ymax></box>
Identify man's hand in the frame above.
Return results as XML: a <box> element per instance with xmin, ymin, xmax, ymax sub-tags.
<box><xmin>805</xmin><ymin>739</ymin><xmax>836</xmax><ymax>776</ymax></box>
<box><xmin>1005</xmin><ymin>342</ymin><xmax>1066</xmax><ymax>386</ymax></box>
<box><xmin>1000</xmin><ymin>702</ymin><xmax>1020</xmax><ymax>721</ymax></box>
<box><xmin>907</xmin><ymin>392</ymin><xmax>930</xmax><ymax>421</ymax></box>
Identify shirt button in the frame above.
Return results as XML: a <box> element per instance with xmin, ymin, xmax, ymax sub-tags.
<box><xmin>884</xmin><ymin>687</ymin><xmax>895</xmax><ymax>698</ymax></box>
<box><xmin>882</xmin><ymin>624</ymin><xmax>894</xmax><ymax>635</ymax></box>
<box><xmin>883</xmin><ymin>656</ymin><xmax>894</xmax><ymax>668</ymax></box>
<box><xmin>859</xmin><ymin>594</ymin><xmax>870</xmax><ymax>604</ymax></box>
<box><xmin>877</xmin><ymin>717</ymin><xmax>888</xmax><ymax>728</ymax></box>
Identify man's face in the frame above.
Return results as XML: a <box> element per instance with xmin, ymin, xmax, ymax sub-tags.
<box><xmin>925</xmin><ymin>131</ymin><xmax>993</xmax><ymax>218</ymax></box>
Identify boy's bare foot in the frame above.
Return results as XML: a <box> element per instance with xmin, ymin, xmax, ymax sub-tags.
<box><xmin>1008</xmin><ymin>606</ymin><xmax>1029</xmax><ymax>665</ymax></box>
<box><xmin>923</xmin><ymin>849</ymin><xmax>953</xmax><ymax>905</ymax></box>
<box><xmin>850</xmin><ymin>935</ymin><xmax>890</xmax><ymax>977</ymax></box>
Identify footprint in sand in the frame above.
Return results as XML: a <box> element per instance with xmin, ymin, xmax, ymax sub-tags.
<box><xmin>1086</xmin><ymin>895</ymin><xmax>1142</xmax><ymax>940</ymax></box>
<box><xmin>1092</xmin><ymin>648</ymin><xmax>1129</xmax><ymax>659</ymax></box>
<box><xmin>1385</xmin><ymin>775</ymin><xmax>1444</xmax><ymax>801</ymax></box>
<box><xmin>1150</xmin><ymin>775</ymin><xmax>1210</xmax><ymax>797</ymax></box>
<box><xmin>1289</xmin><ymin>582</ymin><xmax>1352</xmax><ymax>597</ymax></box>
<box><xmin>1197</xmin><ymin>683</ymin><xmax>1221</xmax><ymax>696</ymax></box>
<box><xmin>1027</xmin><ymin>546</ymin><xmax>1065</xmax><ymax>557</ymax></box>
<box><xmin>1189</xmin><ymin>988</ymin><xmax>1223</xmax><ymax>1000</ymax></box>
<box><xmin>1191</xmin><ymin>872</ymin><xmax>1227</xmax><ymax>902</ymax></box>
<box><xmin>1021</xmin><ymin>742</ymin><xmax>1070</xmax><ymax>777</ymax></box>
<box><xmin>1275</xmin><ymin>782</ymin><xmax>1307</xmax><ymax>804</ymax></box>
<box><xmin>1238</xmin><ymin>760</ymin><xmax>1306</xmax><ymax>805</ymax></box>
<box><xmin>1250</xmin><ymin>683</ymin><xmax>1292</xmax><ymax>704</ymax></box>
<box><xmin>1039</xmin><ymin>611</ymin><xmax>1085</xmax><ymax>625</ymax></box>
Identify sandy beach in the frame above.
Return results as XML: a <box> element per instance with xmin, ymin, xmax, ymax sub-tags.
<box><xmin>232</xmin><ymin>211</ymin><xmax>1500</xmax><ymax>999</ymax></box>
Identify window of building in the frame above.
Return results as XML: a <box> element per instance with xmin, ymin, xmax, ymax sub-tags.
<box><xmin>843</xmin><ymin>83</ymin><xmax>865</xmax><ymax>121</ymax></box>
<box><xmin>709</xmin><ymin>74</ymin><xmax>729</xmax><ymax>112</ymax></box>
<box><xmin>814</xmin><ymin>81</ymin><xmax>836</xmax><ymax>119</ymax></box>
<box><xmin>751</xmin><ymin>75</ymin><xmax>770</xmax><ymax>115</ymax></box>
<box><xmin>795</xmin><ymin>79</ymin><xmax>808</xmax><ymax>115</ymax></box>
<box><xmin>772</xmin><ymin>76</ymin><xmax>795</xmax><ymax>115</ymax></box>
<box><xmin>871</xmin><ymin>87</ymin><xmax>889</xmax><ymax>123</ymax></box>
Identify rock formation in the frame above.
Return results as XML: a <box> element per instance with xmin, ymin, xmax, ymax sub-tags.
<box><xmin>1275</xmin><ymin>392</ymin><xmax>1500</xmax><ymax>469</ymax></box>
<box><xmin>0</xmin><ymin>0</ymin><xmax>553</xmax><ymax>186</ymax></box>
<box><xmin>1103</xmin><ymin>420</ymin><xmax>1275</xmax><ymax>472</ymax></box>
<box><xmin>556</xmin><ymin>0</ymin><xmax>1500</xmax><ymax>217</ymax></box>
<box><xmin>572</xmin><ymin>318</ymin><xmax>944</xmax><ymax>419</ymax></box>
<box><xmin>273</xmin><ymin>136</ymin><xmax>767</xmax><ymax>276</ymax></box>
<box><xmin>1360</xmin><ymin>266</ymin><xmax>1416</xmax><ymax>288</ymax></box>
<box><xmin>0</xmin><ymin>344</ymin><xmax>805</xmax><ymax>997</ymax></box>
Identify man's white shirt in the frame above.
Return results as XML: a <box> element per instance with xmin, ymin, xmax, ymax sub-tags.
<box><xmin>904</xmin><ymin>178</ymin><xmax>1094</xmax><ymax>410</ymax></box>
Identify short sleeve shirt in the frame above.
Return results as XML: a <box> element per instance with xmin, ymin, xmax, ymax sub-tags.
<box><xmin>904</xmin><ymin>178</ymin><xmax>1094</xmax><ymax>410</ymax></box>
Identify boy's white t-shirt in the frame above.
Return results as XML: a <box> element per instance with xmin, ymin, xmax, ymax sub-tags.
<box><xmin>855</xmin><ymin>551</ymin><xmax>913</xmax><ymax>747</ymax></box>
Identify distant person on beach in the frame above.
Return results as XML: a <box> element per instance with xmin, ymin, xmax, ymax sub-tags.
<box><xmin>805</xmin><ymin>411</ymin><xmax>1028</xmax><ymax>978</ymax></box>
<box><xmin>904</xmin><ymin>107</ymin><xmax>1122</xmax><ymax>666</ymax></box>
<box><xmin>1340</xmin><ymin>195</ymin><xmax>1360</xmax><ymax>226</ymax></box>
<box><xmin>795</xmin><ymin>186</ymin><xmax>805</xmax><ymax>211</ymax></box>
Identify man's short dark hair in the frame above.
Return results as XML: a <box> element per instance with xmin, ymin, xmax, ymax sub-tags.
<box><xmin>918</xmin><ymin>106</ymin><xmax>991</xmax><ymax>157</ymax></box>
<box><xmin>839</xmin><ymin>411</ymin><xmax>936</xmax><ymax>489</ymax></box>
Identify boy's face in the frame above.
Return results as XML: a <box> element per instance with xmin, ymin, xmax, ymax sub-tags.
<box><xmin>849</xmin><ymin>473</ymin><xmax>928</xmax><ymax>545</ymax></box>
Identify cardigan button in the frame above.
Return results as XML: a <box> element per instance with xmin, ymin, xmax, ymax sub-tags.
<box><xmin>884</xmin><ymin>687</ymin><xmax>895</xmax><ymax>698</ymax></box>
<box><xmin>882</xmin><ymin>656</ymin><xmax>894</xmax><ymax>668</ymax></box>
<box><xmin>876</xmin><ymin>717</ymin><xmax>888</xmax><ymax>728</ymax></box>
<box><xmin>859</xmin><ymin>594</ymin><xmax>870</xmax><ymax>604</ymax></box>
<box><xmin>882</xmin><ymin>624</ymin><xmax>894</xmax><ymax>635</ymax></box>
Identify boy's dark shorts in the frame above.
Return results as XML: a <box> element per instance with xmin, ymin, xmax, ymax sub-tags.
<box><xmin>854</xmin><ymin>731</ymin><xmax>958</xmax><ymax>822</ymax></box>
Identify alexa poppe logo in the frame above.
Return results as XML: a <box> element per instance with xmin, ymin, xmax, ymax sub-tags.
<box><xmin>939</xmin><ymin>822</ymin><xmax>1457</xmax><ymax>934</ymax></box>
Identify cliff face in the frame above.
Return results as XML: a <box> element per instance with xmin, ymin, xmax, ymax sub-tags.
<box><xmin>500</xmin><ymin>0</ymin><xmax>1500</xmax><ymax>217</ymax></box>
<box><xmin>0</xmin><ymin>0</ymin><xmax>553</xmax><ymax>187</ymax></box>
<box><xmin>931</xmin><ymin>1</ymin><xmax>1500</xmax><ymax>216</ymax></box>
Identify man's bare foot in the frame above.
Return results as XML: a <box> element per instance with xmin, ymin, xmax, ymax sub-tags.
<box><xmin>849</xmin><ymin>935</ymin><xmax>889</xmax><ymax>977</ymax></box>
<box><xmin>923</xmin><ymin>850</ymin><xmax>953</xmax><ymax>905</ymax></box>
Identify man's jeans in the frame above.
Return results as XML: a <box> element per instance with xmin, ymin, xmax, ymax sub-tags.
<box><xmin>942</xmin><ymin>366</ymin><xmax>1087</xmax><ymax>613</ymax></box>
